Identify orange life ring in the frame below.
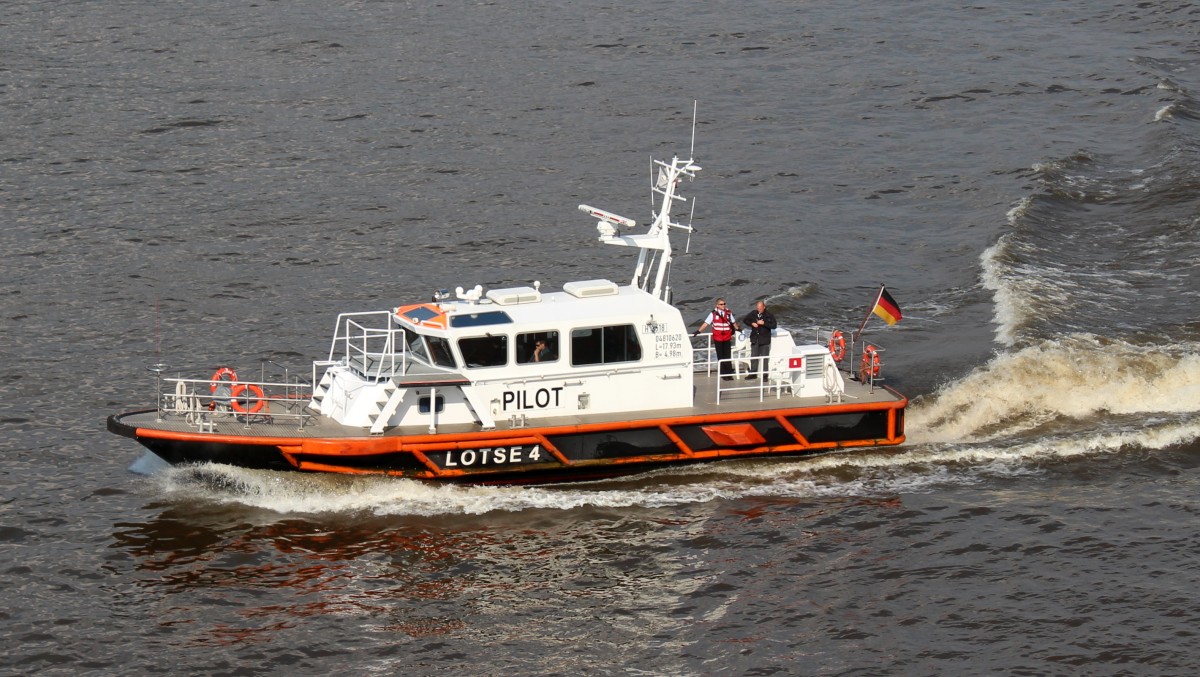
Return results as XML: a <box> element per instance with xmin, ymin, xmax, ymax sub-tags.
<box><xmin>860</xmin><ymin>344</ymin><xmax>881</xmax><ymax>378</ymax></box>
<box><xmin>230</xmin><ymin>383</ymin><xmax>266</xmax><ymax>414</ymax></box>
<box><xmin>210</xmin><ymin>366</ymin><xmax>238</xmax><ymax>393</ymax></box>
<box><xmin>828</xmin><ymin>330</ymin><xmax>847</xmax><ymax>362</ymax></box>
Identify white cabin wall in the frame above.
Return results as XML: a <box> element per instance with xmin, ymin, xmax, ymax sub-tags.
<box><xmin>467</xmin><ymin>364</ymin><xmax>693</xmax><ymax>422</ymax></box>
<box><xmin>323</xmin><ymin>369</ymin><xmax>479</xmax><ymax>428</ymax></box>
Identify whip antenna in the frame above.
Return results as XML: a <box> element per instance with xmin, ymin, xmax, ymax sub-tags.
<box><xmin>685</xmin><ymin>200</ymin><xmax>696</xmax><ymax>253</ymax></box>
<box><xmin>690</xmin><ymin>101</ymin><xmax>698</xmax><ymax>160</ymax></box>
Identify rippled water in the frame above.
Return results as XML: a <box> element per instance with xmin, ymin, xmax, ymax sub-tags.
<box><xmin>4</xmin><ymin>1</ymin><xmax>1200</xmax><ymax>673</ymax></box>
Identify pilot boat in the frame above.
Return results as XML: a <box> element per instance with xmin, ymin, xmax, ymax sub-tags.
<box><xmin>108</xmin><ymin>132</ymin><xmax>906</xmax><ymax>484</ymax></box>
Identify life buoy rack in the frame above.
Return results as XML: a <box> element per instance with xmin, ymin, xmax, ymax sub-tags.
<box><xmin>230</xmin><ymin>383</ymin><xmax>266</xmax><ymax>414</ymax></box>
<box><xmin>828</xmin><ymin>330</ymin><xmax>847</xmax><ymax>362</ymax></box>
<box><xmin>860</xmin><ymin>344</ymin><xmax>881</xmax><ymax>380</ymax></box>
<box><xmin>209</xmin><ymin>367</ymin><xmax>238</xmax><ymax>411</ymax></box>
<box><xmin>210</xmin><ymin>367</ymin><xmax>237</xmax><ymax>392</ymax></box>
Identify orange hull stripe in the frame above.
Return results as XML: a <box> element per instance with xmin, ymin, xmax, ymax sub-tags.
<box><xmin>141</xmin><ymin>397</ymin><xmax>902</xmax><ymax>451</ymax></box>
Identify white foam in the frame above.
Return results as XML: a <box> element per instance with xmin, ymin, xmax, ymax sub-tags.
<box><xmin>155</xmin><ymin>463</ymin><xmax>745</xmax><ymax>516</ymax></box>
<box><xmin>1005</xmin><ymin>196</ymin><xmax>1032</xmax><ymax>221</ymax></box>
<box><xmin>909</xmin><ymin>334</ymin><xmax>1200</xmax><ymax>445</ymax></box>
<box><xmin>782</xmin><ymin>283</ymin><xmax>817</xmax><ymax>299</ymax></box>
<box><xmin>979</xmin><ymin>234</ymin><xmax>1022</xmax><ymax>346</ymax></box>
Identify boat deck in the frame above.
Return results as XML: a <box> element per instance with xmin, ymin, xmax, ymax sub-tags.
<box><xmin>114</xmin><ymin>368</ymin><xmax>902</xmax><ymax>440</ymax></box>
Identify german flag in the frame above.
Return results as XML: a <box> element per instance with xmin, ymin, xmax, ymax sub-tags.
<box><xmin>872</xmin><ymin>286</ymin><xmax>902</xmax><ymax>326</ymax></box>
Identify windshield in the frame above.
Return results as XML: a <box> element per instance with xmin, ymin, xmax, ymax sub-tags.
<box><xmin>404</xmin><ymin>329</ymin><xmax>457</xmax><ymax>369</ymax></box>
<box><xmin>427</xmin><ymin>336</ymin><xmax>457</xmax><ymax>368</ymax></box>
<box><xmin>404</xmin><ymin>328</ymin><xmax>430</xmax><ymax>363</ymax></box>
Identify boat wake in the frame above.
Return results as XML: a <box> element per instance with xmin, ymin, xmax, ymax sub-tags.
<box><xmin>908</xmin><ymin>334</ymin><xmax>1200</xmax><ymax>445</ymax></box>
<box><xmin>148</xmin><ymin>455</ymin><xmax>956</xmax><ymax>517</ymax></box>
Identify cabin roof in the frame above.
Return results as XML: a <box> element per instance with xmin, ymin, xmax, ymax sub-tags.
<box><xmin>401</xmin><ymin>281</ymin><xmax>681</xmax><ymax>336</ymax></box>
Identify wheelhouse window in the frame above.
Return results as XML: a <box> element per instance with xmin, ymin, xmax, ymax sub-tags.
<box><xmin>517</xmin><ymin>331</ymin><xmax>559</xmax><ymax>365</ymax></box>
<box><xmin>426</xmin><ymin>337</ymin><xmax>456</xmax><ymax>369</ymax></box>
<box><xmin>404</xmin><ymin>330</ymin><xmax>457</xmax><ymax>369</ymax></box>
<box><xmin>570</xmin><ymin>325</ymin><xmax>641</xmax><ymax>366</ymax></box>
<box><xmin>403</xmin><ymin>328</ymin><xmax>429</xmax><ymax>363</ymax></box>
<box><xmin>450</xmin><ymin>311</ymin><xmax>513</xmax><ymax>328</ymax></box>
<box><xmin>458</xmin><ymin>335</ymin><xmax>508</xmax><ymax>368</ymax></box>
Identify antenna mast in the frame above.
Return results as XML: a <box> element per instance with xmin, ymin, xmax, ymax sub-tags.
<box><xmin>580</xmin><ymin>107</ymin><xmax>702</xmax><ymax>302</ymax></box>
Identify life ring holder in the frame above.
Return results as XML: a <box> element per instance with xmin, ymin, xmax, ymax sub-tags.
<box><xmin>209</xmin><ymin>367</ymin><xmax>238</xmax><ymax>411</ymax></box>
<box><xmin>230</xmin><ymin>383</ymin><xmax>266</xmax><ymax>415</ymax></box>
<box><xmin>210</xmin><ymin>367</ymin><xmax>237</xmax><ymax>393</ymax></box>
<box><xmin>859</xmin><ymin>344</ymin><xmax>881</xmax><ymax>381</ymax></box>
<box><xmin>828</xmin><ymin>330</ymin><xmax>847</xmax><ymax>363</ymax></box>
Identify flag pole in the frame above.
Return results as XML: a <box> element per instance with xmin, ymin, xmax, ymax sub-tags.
<box><xmin>853</xmin><ymin>285</ymin><xmax>885</xmax><ymax>343</ymax></box>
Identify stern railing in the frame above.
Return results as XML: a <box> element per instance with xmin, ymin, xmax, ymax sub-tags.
<box><xmin>813</xmin><ymin>327</ymin><xmax>890</xmax><ymax>391</ymax></box>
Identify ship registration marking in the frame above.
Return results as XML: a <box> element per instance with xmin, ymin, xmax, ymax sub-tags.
<box><xmin>440</xmin><ymin>445</ymin><xmax>545</xmax><ymax>468</ymax></box>
<box><xmin>654</xmin><ymin>332</ymin><xmax>685</xmax><ymax>359</ymax></box>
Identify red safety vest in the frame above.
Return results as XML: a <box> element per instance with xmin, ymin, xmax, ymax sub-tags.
<box><xmin>711</xmin><ymin>309</ymin><xmax>735</xmax><ymax>341</ymax></box>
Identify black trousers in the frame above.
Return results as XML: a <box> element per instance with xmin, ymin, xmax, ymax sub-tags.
<box><xmin>714</xmin><ymin>339</ymin><xmax>733</xmax><ymax>375</ymax></box>
<box><xmin>749</xmin><ymin>342</ymin><xmax>770</xmax><ymax>375</ymax></box>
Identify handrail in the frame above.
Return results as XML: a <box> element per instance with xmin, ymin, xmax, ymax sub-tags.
<box><xmin>690</xmin><ymin>332</ymin><xmax>715</xmax><ymax>375</ymax></box>
<box><xmin>714</xmin><ymin>357</ymin><xmax>769</xmax><ymax>404</ymax></box>
<box><xmin>157</xmin><ymin>375</ymin><xmax>317</xmax><ymax>429</ymax></box>
<box><xmin>690</xmin><ymin>330</ymin><xmax>754</xmax><ymax>377</ymax></box>
<box><xmin>325</xmin><ymin>311</ymin><xmax>409</xmax><ymax>379</ymax></box>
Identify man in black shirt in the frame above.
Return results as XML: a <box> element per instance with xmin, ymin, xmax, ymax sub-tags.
<box><xmin>742</xmin><ymin>300</ymin><xmax>777</xmax><ymax>380</ymax></box>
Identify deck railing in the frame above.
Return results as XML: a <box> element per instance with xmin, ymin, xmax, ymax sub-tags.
<box><xmin>325</xmin><ymin>311</ymin><xmax>409</xmax><ymax>380</ymax></box>
<box><xmin>155</xmin><ymin>370</ymin><xmax>316</xmax><ymax>430</ymax></box>
<box><xmin>689</xmin><ymin>331</ymin><xmax>753</xmax><ymax>377</ymax></box>
<box><xmin>694</xmin><ymin>327</ymin><xmax>892</xmax><ymax>401</ymax></box>
<box><xmin>814</xmin><ymin>327</ymin><xmax>889</xmax><ymax>390</ymax></box>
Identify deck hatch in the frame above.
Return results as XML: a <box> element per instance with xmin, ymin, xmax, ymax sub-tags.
<box><xmin>401</xmin><ymin>306</ymin><xmax>440</xmax><ymax>323</ymax></box>
<box><xmin>486</xmin><ymin>287</ymin><xmax>541</xmax><ymax>306</ymax></box>
<box><xmin>563</xmin><ymin>279</ymin><xmax>619</xmax><ymax>298</ymax></box>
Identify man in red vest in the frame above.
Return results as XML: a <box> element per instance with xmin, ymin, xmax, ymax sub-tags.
<box><xmin>694</xmin><ymin>298</ymin><xmax>741</xmax><ymax>380</ymax></box>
